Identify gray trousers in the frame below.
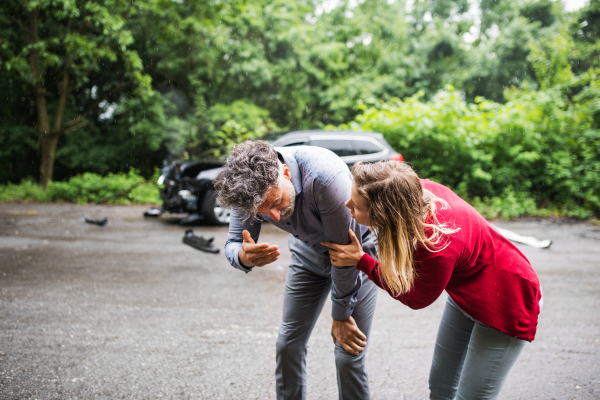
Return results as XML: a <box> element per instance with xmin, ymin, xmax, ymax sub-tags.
<box><xmin>429</xmin><ymin>296</ymin><xmax>528</xmax><ymax>400</ymax></box>
<box><xmin>276</xmin><ymin>236</ymin><xmax>378</xmax><ymax>400</ymax></box>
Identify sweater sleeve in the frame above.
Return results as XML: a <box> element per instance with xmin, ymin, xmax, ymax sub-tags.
<box><xmin>356</xmin><ymin>252</ymin><xmax>454</xmax><ymax>310</ymax></box>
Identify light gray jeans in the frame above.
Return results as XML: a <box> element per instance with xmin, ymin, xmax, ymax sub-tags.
<box><xmin>275</xmin><ymin>236</ymin><xmax>378</xmax><ymax>400</ymax></box>
<box><xmin>429</xmin><ymin>296</ymin><xmax>528</xmax><ymax>400</ymax></box>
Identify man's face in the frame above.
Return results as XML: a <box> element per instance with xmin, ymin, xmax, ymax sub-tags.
<box><xmin>256</xmin><ymin>164</ymin><xmax>295</xmax><ymax>222</ymax></box>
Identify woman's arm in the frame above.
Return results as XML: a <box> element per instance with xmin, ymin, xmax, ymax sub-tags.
<box><xmin>321</xmin><ymin>229</ymin><xmax>365</xmax><ymax>267</ymax></box>
<box><xmin>322</xmin><ymin>230</ymin><xmax>455</xmax><ymax>309</ymax></box>
<box><xmin>356</xmin><ymin>252</ymin><xmax>453</xmax><ymax>309</ymax></box>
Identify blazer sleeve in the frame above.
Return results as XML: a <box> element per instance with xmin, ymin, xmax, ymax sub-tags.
<box><xmin>224</xmin><ymin>208</ymin><xmax>263</xmax><ymax>273</ymax></box>
<box><xmin>315</xmin><ymin>172</ymin><xmax>366</xmax><ymax>320</ymax></box>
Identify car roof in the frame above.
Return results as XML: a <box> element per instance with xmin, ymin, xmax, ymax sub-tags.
<box><xmin>275</xmin><ymin>130</ymin><xmax>385</xmax><ymax>139</ymax></box>
<box><xmin>271</xmin><ymin>129</ymin><xmax>394</xmax><ymax>151</ymax></box>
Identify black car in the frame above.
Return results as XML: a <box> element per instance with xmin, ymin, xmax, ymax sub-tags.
<box><xmin>152</xmin><ymin>158</ymin><xmax>227</xmax><ymax>225</ymax></box>
<box><xmin>149</xmin><ymin>130</ymin><xmax>403</xmax><ymax>225</ymax></box>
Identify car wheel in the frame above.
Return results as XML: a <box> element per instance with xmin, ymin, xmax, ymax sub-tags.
<box><xmin>204</xmin><ymin>188</ymin><xmax>231</xmax><ymax>225</ymax></box>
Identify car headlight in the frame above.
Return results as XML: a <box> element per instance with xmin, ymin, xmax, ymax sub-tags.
<box><xmin>157</xmin><ymin>174</ymin><xmax>165</xmax><ymax>185</ymax></box>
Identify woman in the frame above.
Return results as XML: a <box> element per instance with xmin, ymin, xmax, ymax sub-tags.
<box><xmin>321</xmin><ymin>160</ymin><xmax>541</xmax><ymax>400</ymax></box>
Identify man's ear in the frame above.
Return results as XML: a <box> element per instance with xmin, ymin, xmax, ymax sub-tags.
<box><xmin>282</xmin><ymin>164</ymin><xmax>292</xmax><ymax>180</ymax></box>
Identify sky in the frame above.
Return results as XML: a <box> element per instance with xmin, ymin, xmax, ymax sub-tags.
<box><xmin>318</xmin><ymin>0</ymin><xmax>590</xmax><ymax>14</ymax></box>
<box><xmin>564</xmin><ymin>0</ymin><xmax>588</xmax><ymax>11</ymax></box>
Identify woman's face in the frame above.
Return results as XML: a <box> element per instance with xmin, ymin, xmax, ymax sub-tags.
<box><xmin>346</xmin><ymin>182</ymin><xmax>370</xmax><ymax>226</ymax></box>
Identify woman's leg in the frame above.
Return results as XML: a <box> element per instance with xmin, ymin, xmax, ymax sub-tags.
<box><xmin>455</xmin><ymin>322</ymin><xmax>527</xmax><ymax>400</ymax></box>
<box><xmin>429</xmin><ymin>297</ymin><xmax>475</xmax><ymax>400</ymax></box>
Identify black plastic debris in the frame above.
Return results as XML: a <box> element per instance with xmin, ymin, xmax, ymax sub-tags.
<box><xmin>182</xmin><ymin>229</ymin><xmax>219</xmax><ymax>253</ymax></box>
<box><xmin>81</xmin><ymin>214</ymin><xmax>108</xmax><ymax>226</ymax></box>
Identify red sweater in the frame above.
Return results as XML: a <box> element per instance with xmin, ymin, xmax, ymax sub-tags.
<box><xmin>356</xmin><ymin>179</ymin><xmax>541</xmax><ymax>341</ymax></box>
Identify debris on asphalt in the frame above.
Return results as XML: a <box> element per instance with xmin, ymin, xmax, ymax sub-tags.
<box><xmin>182</xmin><ymin>229</ymin><xmax>219</xmax><ymax>253</ymax></box>
<box><xmin>492</xmin><ymin>225</ymin><xmax>552</xmax><ymax>249</ymax></box>
<box><xmin>143</xmin><ymin>207</ymin><xmax>162</xmax><ymax>217</ymax></box>
<box><xmin>180</xmin><ymin>214</ymin><xmax>204</xmax><ymax>226</ymax></box>
<box><xmin>81</xmin><ymin>214</ymin><xmax>108</xmax><ymax>226</ymax></box>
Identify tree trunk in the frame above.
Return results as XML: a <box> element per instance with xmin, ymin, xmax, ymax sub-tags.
<box><xmin>28</xmin><ymin>6</ymin><xmax>56</xmax><ymax>189</ymax></box>
<box><xmin>39</xmin><ymin>133</ymin><xmax>60</xmax><ymax>189</ymax></box>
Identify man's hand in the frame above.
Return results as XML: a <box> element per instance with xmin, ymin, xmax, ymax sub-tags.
<box><xmin>321</xmin><ymin>229</ymin><xmax>365</xmax><ymax>267</ymax></box>
<box><xmin>239</xmin><ymin>230</ymin><xmax>280</xmax><ymax>267</ymax></box>
<box><xmin>331</xmin><ymin>316</ymin><xmax>367</xmax><ymax>356</ymax></box>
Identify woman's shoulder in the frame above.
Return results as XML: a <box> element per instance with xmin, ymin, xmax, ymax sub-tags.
<box><xmin>421</xmin><ymin>179</ymin><xmax>455</xmax><ymax>199</ymax></box>
<box><xmin>418</xmin><ymin>179</ymin><xmax>474</xmax><ymax>259</ymax></box>
<box><xmin>420</xmin><ymin>179</ymin><xmax>477</xmax><ymax>217</ymax></box>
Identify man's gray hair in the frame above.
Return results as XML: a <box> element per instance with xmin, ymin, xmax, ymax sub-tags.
<box><xmin>214</xmin><ymin>140</ymin><xmax>284</xmax><ymax>221</ymax></box>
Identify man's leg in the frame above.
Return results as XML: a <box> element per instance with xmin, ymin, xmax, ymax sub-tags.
<box><xmin>334</xmin><ymin>275</ymin><xmax>378</xmax><ymax>400</ymax></box>
<box><xmin>276</xmin><ymin>239</ymin><xmax>332</xmax><ymax>400</ymax></box>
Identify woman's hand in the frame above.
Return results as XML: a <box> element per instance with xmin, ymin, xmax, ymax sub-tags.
<box><xmin>321</xmin><ymin>229</ymin><xmax>365</xmax><ymax>267</ymax></box>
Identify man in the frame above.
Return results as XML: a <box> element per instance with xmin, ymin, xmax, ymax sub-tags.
<box><xmin>213</xmin><ymin>140</ymin><xmax>378</xmax><ymax>400</ymax></box>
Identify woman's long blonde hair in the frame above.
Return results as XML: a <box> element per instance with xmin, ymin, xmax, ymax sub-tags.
<box><xmin>352</xmin><ymin>160</ymin><xmax>459</xmax><ymax>296</ymax></box>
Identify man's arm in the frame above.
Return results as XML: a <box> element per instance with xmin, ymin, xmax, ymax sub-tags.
<box><xmin>316</xmin><ymin>172</ymin><xmax>365</xmax><ymax>321</ymax></box>
<box><xmin>224</xmin><ymin>208</ymin><xmax>263</xmax><ymax>272</ymax></box>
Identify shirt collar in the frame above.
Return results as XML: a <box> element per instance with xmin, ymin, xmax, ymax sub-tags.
<box><xmin>276</xmin><ymin>147</ymin><xmax>303</xmax><ymax>196</ymax></box>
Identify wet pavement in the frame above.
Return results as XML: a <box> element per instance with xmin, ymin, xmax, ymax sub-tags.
<box><xmin>0</xmin><ymin>203</ymin><xmax>598</xmax><ymax>399</ymax></box>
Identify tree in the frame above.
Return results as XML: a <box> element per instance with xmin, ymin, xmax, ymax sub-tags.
<box><xmin>1</xmin><ymin>0</ymin><xmax>153</xmax><ymax>188</ymax></box>
<box><xmin>0</xmin><ymin>0</ymin><xmax>590</xmax><ymax>190</ymax></box>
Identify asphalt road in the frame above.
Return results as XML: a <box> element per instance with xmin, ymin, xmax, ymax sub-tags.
<box><xmin>0</xmin><ymin>203</ymin><xmax>598</xmax><ymax>399</ymax></box>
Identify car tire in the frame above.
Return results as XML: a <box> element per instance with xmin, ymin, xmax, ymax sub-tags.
<box><xmin>203</xmin><ymin>188</ymin><xmax>231</xmax><ymax>226</ymax></box>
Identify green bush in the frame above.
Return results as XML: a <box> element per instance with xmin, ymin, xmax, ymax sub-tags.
<box><xmin>0</xmin><ymin>169</ymin><xmax>161</xmax><ymax>205</ymax></box>
<box><xmin>190</xmin><ymin>100</ymin><xmax>280</xmax><ymax>158</ymax></box>
<box><xmin>0</xmin><ymin>180</ymin><xmax>51</xmax><ymax>203</ymax></box>
<box><xmin>335</xmin><ymin>83</ymin><xmax>600</xmax><ymax>219</ymax></box>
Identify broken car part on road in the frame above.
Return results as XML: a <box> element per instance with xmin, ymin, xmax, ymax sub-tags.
<box><xmin>81</xmin><ymin>214</ymin><xmax>108</xmax><ymax>226</ymax></box>
<box><xmin>182</xmin><ymin>229</ymin><xmax>219</xmax><ymax>253</ymax></box>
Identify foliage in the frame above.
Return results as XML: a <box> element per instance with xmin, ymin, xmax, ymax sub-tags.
<box><xmin>0</xmin><ymin>0</ymin><xmax>157</xmax><ymax>187</ymax></box>
<box><xmin>54</xmin><ymin>93</ymin><xmax>178</xmax><ymax>179</ymax></box>
<box><xmin>467</xmin><ymin>189</ymin><xmax>551</xmax><ymax>220</ymax></box>
<box><xmin>2</xmin><ymin>0</ymin><xmax>600</xmax><ymax>218</ymax></box>
<box><xmin>338</xmin><ymin>82</ymin><xmax>600</xmax><ymax>218</ymax></box>
<box><xmin>192</xmin><ymin>100</ymin><xmax>280</xmax><ymax>158</ymax></box>
<box><xmin>0</xmin><ymin>169</ymin><xmax>161</xmax><ymax>205</ymax></box>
